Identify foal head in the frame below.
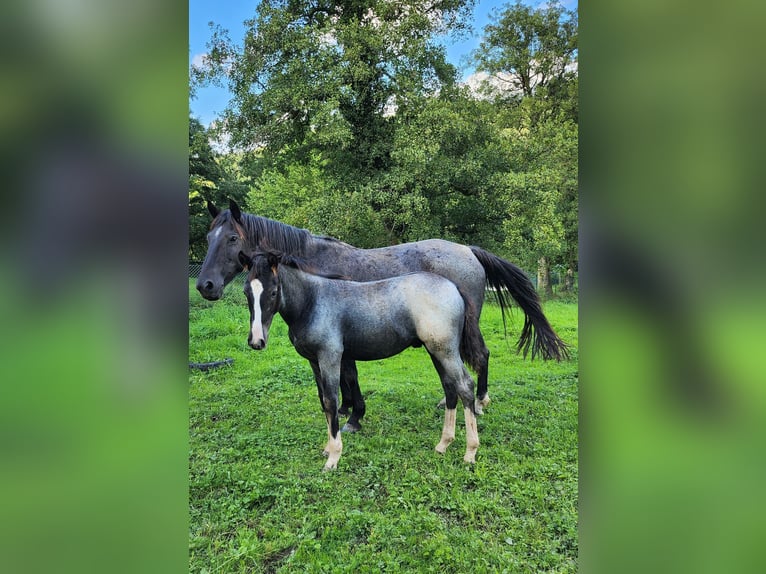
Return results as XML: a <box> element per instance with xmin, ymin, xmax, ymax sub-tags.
<box><xmin>239</xmin><ymin>251</ymin><xmax>281</xmax><ymax>350</ymax></box>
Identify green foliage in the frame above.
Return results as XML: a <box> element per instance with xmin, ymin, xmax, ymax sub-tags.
<box><xmin>474</xmin><ymin>1</ymin><xmax>577</xmax><ymax>102</ymax></box>
<box><xmin>191</xmin><ymin>0</ymin><xmax>578</xmax><ymax>283</ymax></box>
<box><xmin>189</xmin><ymin>281</ymin><xmax>578</xmax><ymax>572</ymax></box>
<box><xmin>188</xmin><ymin>117</ymin><xmax>249</xmax><ymax>260</ymax></box>
<box><xmin>500</xmin><ymin>119</ymin><xmax>578</xmax><ymax>270</ymax></box>
<box><xmin>195</xmin><ymin>0</ymin><xmax>474</xmax><ymax>174</ymax></box>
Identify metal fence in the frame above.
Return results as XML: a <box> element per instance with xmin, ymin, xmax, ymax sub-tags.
<box><xmin>190</xmin><ymin>263</ymin><xmax>577</xmax><ymax>295</ymax></box>
<box><xmin>189</xmin><ymin>263</ymin><xmax>203</xmax><ymax>278</ymax></box>
<box><xmin>189</xmin><ymin>263</ymin><xmax>248</xmax><ymax>282</ymax></box>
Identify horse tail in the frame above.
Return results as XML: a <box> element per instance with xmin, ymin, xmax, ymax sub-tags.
<box><xmin>458</xmin><ymin>292</ymin><xmax>486</xmax><ymax>372</ymax></box>
<box><xmin>469</xmin><ymin>246</ymin><xmax>569</xmax><ymax>361</ymax></box>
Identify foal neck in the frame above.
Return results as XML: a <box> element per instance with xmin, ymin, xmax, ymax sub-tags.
<box><xmin>276</xmin><ymin>265</ymin><xmax>319</xmax><ymax>324</ymax></box>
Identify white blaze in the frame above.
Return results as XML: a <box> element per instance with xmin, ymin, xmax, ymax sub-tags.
<box><xmin>249</xmin><ymin>278</ymin><xmax>265</xmax><ymax>343</ymax></box>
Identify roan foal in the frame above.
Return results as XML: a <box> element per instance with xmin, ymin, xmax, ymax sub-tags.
<box><xmin>240</xmin><ymin>250</ymin><xmax>485</xmax><ymax>471</ymax></box>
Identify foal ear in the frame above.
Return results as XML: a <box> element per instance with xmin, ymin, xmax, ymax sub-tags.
<box><xmin>237</xmin><ymin>250</ymin><xmax>251</xmax><ymax>270</ymax></box>
<box><xmin>229</xmin><ymin>199</ymin><xmax>243</xmax><ymax>224</ymax></box>
<box><xmin>267</xmin><ymin>252</ymin><xmax>281</xmax><ymax>273</ymax></box>
<box><xmin>207</xmin><ymin>200</ymin><xmax>220</xmax><ymax>219</ymax></box>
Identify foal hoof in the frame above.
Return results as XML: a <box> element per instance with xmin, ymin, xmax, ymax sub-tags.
<box><xmin>341</xmin><ymin>422</ymin><xmax>360</xmax><ymax>433</ymax></box>
<box><xmin>475</xmin><ymin>394</ymin><xmax>490</xmax><ymax>415</ymax></box>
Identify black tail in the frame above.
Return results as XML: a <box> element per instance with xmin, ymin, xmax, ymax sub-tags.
<box><xmin>459</xmin><ymin>292</ymin><xmax>486</xmax><ymax>371</ymax></box>
<box><xmin>470</xmin><ymin>246</ymin><xmax>569</xmax><ymax>361</ymax></box>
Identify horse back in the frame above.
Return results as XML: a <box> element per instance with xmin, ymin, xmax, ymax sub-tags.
<box><xmin>312</xmin><ymin>238</ymin><xmax>485</xmax><ymax>307</ymax></box>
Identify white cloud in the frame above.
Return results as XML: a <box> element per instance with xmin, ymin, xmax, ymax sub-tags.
<box><xmin>461</xmin><ymin>61</ymin><xmax>578</xmax><ymax>99</ymax></box>
<box><xmin>191</xmin><ymin>53</ymin><xmax>208</xmax><ymax>70</ymax></box>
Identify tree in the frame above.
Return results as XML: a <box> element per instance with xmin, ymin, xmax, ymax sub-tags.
<box><xmin>500</xmin><ymin>117</ymin><xmax>577</xmax><ymax>298</ymax></box>
<box><xmin>472</xmin><ymin>1</ymin><xmax>578</xmax><ymax>297</ymax></box>
<box><xmin>474</xmin><ymin>1</ymin><xmax>577</xmax><ymax>102</ymax></box>
<box><xmin>192</xmin><ymin>0</ymin><xmax>474</xmax><ymax>182</ymax></box>
<box><xmin>188</xmin><ymin>117</ymin><xmax>248</xmax><ymax>260</ymax></box>
<box><xmin>386</xmin><ymin>88</ymin><xmax>511</xmax><ymax>249</ymax></box>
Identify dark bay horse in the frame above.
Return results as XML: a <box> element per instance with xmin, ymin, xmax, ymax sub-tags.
<box><xmin>197</xmin><ymin>199</ymin><xmax>568</xmax><ymax>430</ymax></box>
<box><xmin>240</xmin><ymin>250</ymin><xmax>483</xmax><ymax>470</ymax></box>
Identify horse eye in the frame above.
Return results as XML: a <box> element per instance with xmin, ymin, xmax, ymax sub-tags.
<box><xmin>271</xmin><ymin>290</ymin><xmax>278</xmax><ymax>299</ymax></box>
<box><xmin>229</xmin><ymin>235</ymin><xmax>238</xmax><ymax>243</ymax></box>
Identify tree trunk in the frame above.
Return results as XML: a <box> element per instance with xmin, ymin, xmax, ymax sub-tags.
<box><xmin>537</xmin><ymin>256</ymin><xmax>554</xmax><ymax>300</ymax></box>
<box><xmin>563</xmin><ymin>266</ymin><xmax>575</xmax><ymax>293</ymax></box>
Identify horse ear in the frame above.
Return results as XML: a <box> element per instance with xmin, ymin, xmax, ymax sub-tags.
<box><xmin>229</xmin><ymin>199</ymin><xmax>242</xmax><ymax>224</ymax></box>
<box><xmin>207</xmin><ymin>200</ymin><xmax>220</xmax><ymax>219</ymax></box>
<box><xmin>267</xmin><ymin>252</ymin><xmax>281</xmax><ymax>273</ymax></box>
<box><xmin>237</xmin><ymin>250</ymin><xmax>251</xmax><ymax>270</ymax></box>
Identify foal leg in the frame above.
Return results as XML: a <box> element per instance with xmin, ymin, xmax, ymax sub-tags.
<box><xmin>316</xmin><ymin>357</ymin><xmax>343</xmax><ymax>471</ymax></box>
<box><xmin>459</xmin><ymin>366</ymin><xmax>480</xmax><ymax>464</ymax></box>
<box><xmin>436</xmin><ymin>398</ymin><xmax>457</xmax><ymax>454</ymax></box>
<box><xmin>437</xmin><ymin>319</ymin><xmax>491</xmax><ymax>415</ymax></box>
<box><xmin>340</xmin><ymin>360</ymin><xmax>365</xmax><ymax>433</ymax></box>
<box><xmin>431</xmin><ymin>352</ymin><xmax>480</xmax><ymax>463</ymax></box>
<box><xmin>429</xmin><ymin>352</ymin><xmax>459</xmax><ymax>455</ymax></box>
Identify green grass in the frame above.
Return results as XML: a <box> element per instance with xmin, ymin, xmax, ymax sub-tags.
<box><xmin>190</xmin><ymin>280</ymin><xmax>578</xmax><ymax>573</ymax></box>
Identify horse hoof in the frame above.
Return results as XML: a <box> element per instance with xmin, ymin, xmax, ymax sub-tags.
<box><xmin>341</xmin><ymin>422</ymin><xmax>360</xmax><ymax>433</ymax></box>
<box><xmin>323</xmin><ymin>461</ymin><xmax>337</xmax><ymax>471</ymax></box>
<box><xmin>463</xmin><ymin>454</ymin><xmax>476</xmax><ymax>464</ymax></box>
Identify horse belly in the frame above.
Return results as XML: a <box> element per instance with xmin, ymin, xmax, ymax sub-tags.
<box><xmin>340</xmin><ymin>306</ymin><xmax>418</xmax><ymax>361</ymax></box>
<box><xmin>344</xmin><ymin>339</ymin><xmax>414</xmax><ymax>361</ymax></box>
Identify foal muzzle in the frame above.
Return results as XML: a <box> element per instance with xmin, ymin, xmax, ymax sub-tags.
<box><xmin>248</xmin><ymin>337</ymin><xmax>266</xmax><ymax>350</ymax></box>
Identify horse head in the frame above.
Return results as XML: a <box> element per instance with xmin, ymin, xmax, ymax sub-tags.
<box><xmin>196</xmin><ymin>199</ymin><xmax>248</xmax><ymax>300</ymax></box>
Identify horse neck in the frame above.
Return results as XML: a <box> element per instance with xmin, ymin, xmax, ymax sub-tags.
<box><xmin>276</xmin><ymin>265</ymin><xmax>318</xmax><ymax>325</ymax></box>
<box><xmin>240</xmin><ymin>213</ymin><xmax>311</xmax><ymax>254</ymax></box>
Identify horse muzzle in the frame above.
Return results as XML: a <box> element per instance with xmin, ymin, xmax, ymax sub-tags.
<box><xmin>196</xmin><ymin>278</ymin><xmax>223</xmax><ymax>300</ymax></box>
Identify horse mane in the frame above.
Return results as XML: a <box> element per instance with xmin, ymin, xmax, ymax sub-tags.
<box><xmin>254</xmin><ymin>250</ymin><xmax>350</xmax><ymax>281</ymax></box>
<box><xmin>214</xmin><ymin>210</ymin><xmax>313</xmax><ymax>254</ymax></box>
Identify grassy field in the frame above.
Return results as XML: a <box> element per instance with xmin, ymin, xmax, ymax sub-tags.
<box><xmin>189</xmin><ymin>279</ymin><xmax>578</xmax><ymax>573</ymax></box>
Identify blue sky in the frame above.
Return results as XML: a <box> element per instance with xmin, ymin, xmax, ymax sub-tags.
<box><xmin>189</xmin><ymin>0</ymin><xmax>576</xmax><ymax>127</ymax></box>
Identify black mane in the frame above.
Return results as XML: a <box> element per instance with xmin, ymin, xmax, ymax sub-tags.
<box><xmin>215</xmin><ymin>210</ymin><xmax>313</xmax><ymax>254</ymax></box>
<box><xmin>252</xmin><ymin>250</ymin><xmax>349</xmax><ymax>281</ymax></box>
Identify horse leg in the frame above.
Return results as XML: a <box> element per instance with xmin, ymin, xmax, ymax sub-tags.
<box><xmin>436</xmin><ymin>401</ymin><xmax>457</xmax><ymax>454</ymax></box>
<box><xmin>437</xmin><ymin>318</ymin><xmax>491</xmax><ymax>415</ymax></box>
<box><xmin>308</xmin><ymin>361</ymin><xmax>331</xmax><ymax>458</ymax></box>
<box><xmin>473</xmin><ymin>338</ymin><xmax>491</xmax><ymax>415</ymax></box>
<box><xmin>429</xmin><ymin>352</ymin><xmax>459</xmax><ymax>455</ymax></box>
<box><xmin>340</xmin><ymin>360</ymin><xmax>365</xmax><ymax>433</ymax></box>
<box><xmin>338</xmin><ymin>373</ymin><xmax>353</xmax><ymax>417</ymax></box>
<box><xmin>316</xmin><ymin>356</ymin><xmax>343</xmax><ymax>471</ymax></box>
<box><xmin>459</xmin><ymin>366</ymin><xmax>480</xmax><ymax>464</ymax></box>
<box><xmin>436</xmin><ymin>347</ymin><xmax>490</xmax><ymax>415</ymax></box>
<box><xmin>430</xmin><ymin>351</ymin><xmax>480</xmax><ymax>463</ymax></box>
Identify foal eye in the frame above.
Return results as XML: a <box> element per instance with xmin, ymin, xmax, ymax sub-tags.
<box><xmin>270</xmin><ymin>290</ymin><xmax>278</xmax><ymax>299</ymax></box>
